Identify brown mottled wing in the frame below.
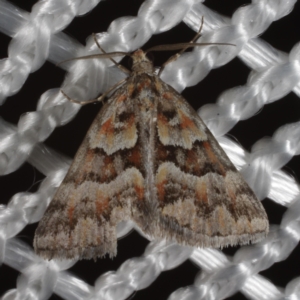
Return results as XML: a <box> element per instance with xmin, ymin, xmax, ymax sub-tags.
<box><xmin>152</xmin><ymin>78</ymin><xmax>269</xmax><ymax>248</ymax></box>
<box><xmin>34</xmin><ymin>79</ymin><xmax>147</xmax><ymax>260</ymax></box>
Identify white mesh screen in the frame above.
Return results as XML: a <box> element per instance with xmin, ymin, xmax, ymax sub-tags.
<box><xmin>0</xmin><ymin>0</ymin><xmax>300</xmax><ymax>299</ymax></box>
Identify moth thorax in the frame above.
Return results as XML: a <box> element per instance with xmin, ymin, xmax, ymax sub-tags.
<box><xmin>131</xmin><ymin>49</ymin><xmax>154</xmax><ymax>73</ymax></box>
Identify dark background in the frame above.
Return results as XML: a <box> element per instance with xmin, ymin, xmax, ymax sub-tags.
<box><xmin>1</xmin><ymin>0</ymin><xmax>300</xmax><ymax>299</ymax></box>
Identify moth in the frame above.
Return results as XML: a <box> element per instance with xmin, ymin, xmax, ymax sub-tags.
<box><xmin>34</xmin><ymin>25</ymin><xmax>268</xmax><ymax>260</ymax></box>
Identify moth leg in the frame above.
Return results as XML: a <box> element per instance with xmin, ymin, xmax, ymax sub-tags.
<box><xmin>158</xmin><ymin>17</ymin><xmax>204</xmax><ymax>77</ymax></box>
<box><xmin>92</xmin><ymin>33</ymin><xmax>130</xmax><ymax>74</ymax></box>
<box><xmin>61</xmin><ymin>78</ymin><xmax>127</xmax><ymax>105</ymax></box>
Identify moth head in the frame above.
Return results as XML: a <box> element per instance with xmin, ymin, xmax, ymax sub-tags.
<box><xmin>130</xmin><ymin>49</ymin><xmax>154</xmax><ymax>73</ymax></box>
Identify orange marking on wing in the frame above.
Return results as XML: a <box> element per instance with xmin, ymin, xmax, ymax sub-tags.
<box><xmin>156</xmin><ymin>166</ymin><xmax>168</xmax><ymax>202</ymax></box>
<box><xmin>68</xmin><ymin>205</ymin><xmax>75</xmax><ymax>222</ymax></box>
<box><xmin>178</xmin><ymin>111</ymin><xmax>197</xmax><ymax>131</ymax></box>
<box><xmin>101</xmin><ymin>156</ymin><xmax>116</xmax><ymax>181</ymax></box>
<box><xmin>125</xmin><ymin>114</ymin><xmax>135</xmax><ymax>126</ymax></box>
<box><xmin>156</xmin><ymin>144</ymin><xmax>168</xmax><ymax>160</ymax></box>
<box><xmin>157</xmin><ymin>113</ymin><xmax>169</xmax><ymax>141</ymax></box>
<box><xmin>137</xmin><ymin>79</ymin><xmax>151</xmax><ymax>91</ymax></box>
<box><xmin>157</xmin><ymin>113</ymin><xmax>168</xmax><ymax>124</ymax></box>
<box><xmin>100</xmin><ymin>117</ymin><xmax>114</xmax><ymax>135</ymax></box>
<box><xmin>196</xmin><ymin>180</ymin><xmax>208</xmax><ymax>204</ymax></box>
<box><xmin>75</xmin><ymin>149</ymin><xmax>95</xmax><ymax>185</ymax></box>
<box><xmin>203</xmin><ymin>141</ymin><xmax>226</xmax><ymax>176</ymax></box>
<box><xmin>117</xmin><ymin>94</ymin><xmax>127</xmax><ymax>103</ymax></box>
<box><xmin>128</xmin><ymin>146</ymin><xmax>141</xmax><ymax>165</ymax></box>
<box><xmin>85</xmin><ymin>149</ymin><xmax>96</xmax><ymax>164</ymax></box>
<box><xmin>67</xmin><ymin>193</ymin><xmax>76</xmax><ymax>223</ymax></box>
<box><xmin>103</xmin><ymin>155</ymin><xmax>113</xmax><ymax>165</ymax></box>
<box><xmin>163</xmin><ymin>92</ymin><xmax>172</xmax><ymax>100</ymax></box>
<box><xmin>134</xmin><ymin>185</ymin><xmax>144</xmax><ymax>201</ymax></box>
<box><xmin>127</xmin><ymin>83</ymin><xmax>135</xmax><ymax>96</ymax></box>
<box><xmin>132</xmin><ymin>172</ymin><xmax>144</xmax><ymax>200</ymax></box>
<box><xmin>124</xmin><ymin>114</ymin><xmax>136</xmax><ymax>141</ymax></box>
<box><xmin>157</xmin><ymin>180</ymin><xmax>167</xmax><ymax>202</ymax></box>
<box><xmin>186</xmin><ymin>150</ymin><xmax>200</xmax><ymax>172</ymax></box>
<box><xmin>95</xmin><ymin>194</ymin><xmax>109</xmax><ymax>215</ymax></box>
<box><xmin>99</xmin><ymin>117</ymin><xmax>115</xmax><ymax>147</ymax></box>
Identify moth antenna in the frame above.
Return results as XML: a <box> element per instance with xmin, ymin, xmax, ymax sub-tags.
<box><xmin>145</xmin><ymin>17</ymin><xmax>235</xmax><ymax>76</ymax></box>
<box><xmin>92</xmin><ymin>33</ymin><xmax>131</xmax><ymax>74</ymax></box>
<box><xmin>146</xmin><ymin>42</ymin><xmax>235</xmax><ymax>77</ymax></box>
<box><xmin>61</xmin><ymin>78</ymin><xmax>127</xmax><ymax>106</ymax></box>
<box><xmin>158</xmin><ymin>17</ymin><xmax>204</xmax><ymax>77</ymax></box>
<box><xmin>56</xmin><ymin>52</ymin><xmax>130</xmax><ymax>67</ymax></box>
<box><xmin>145</xmin><ymin>42</ymin><xmax>235</xmax><ymax>53</ymax></box>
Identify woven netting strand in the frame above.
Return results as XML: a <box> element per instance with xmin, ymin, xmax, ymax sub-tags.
<box><xmin>0</xmin><ymin>0</ymin><xmax>300</xmax><ymax>299</ymax></box>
